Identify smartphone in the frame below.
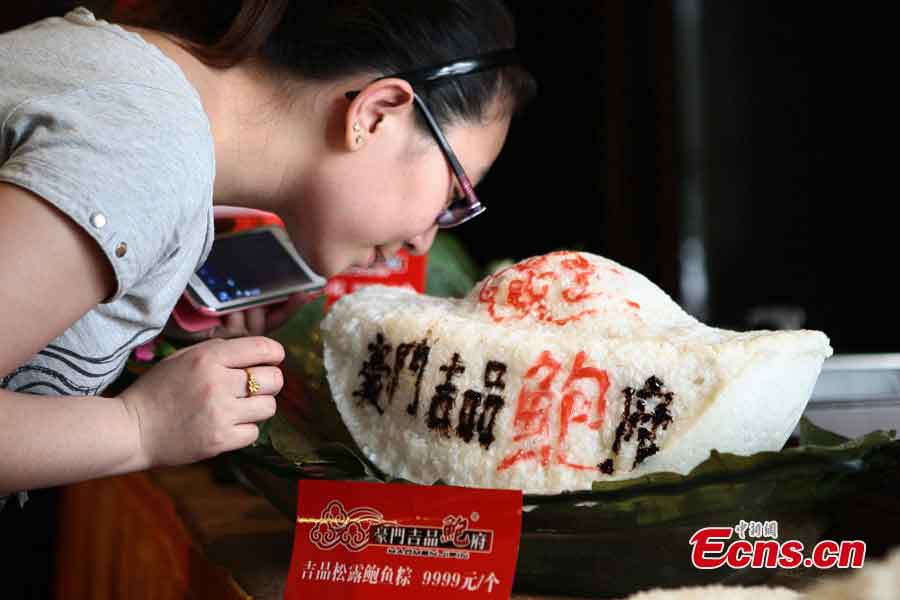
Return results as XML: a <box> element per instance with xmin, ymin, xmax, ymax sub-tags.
<box><xmin>185</xmin><ymin>226</ymin><xmax>325</xmax><ymax>316</ymax></box>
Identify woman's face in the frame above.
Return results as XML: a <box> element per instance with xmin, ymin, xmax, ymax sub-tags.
<box><xmin>282</xmin><ymin>107</ymin><xmax>512</xmax><ymax>278</ymax></box>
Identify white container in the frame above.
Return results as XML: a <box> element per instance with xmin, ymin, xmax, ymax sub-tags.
<box><xmin>799</xmin><ymin>354</ymin><xmax>900</xmax><ymax>439</ymax></box>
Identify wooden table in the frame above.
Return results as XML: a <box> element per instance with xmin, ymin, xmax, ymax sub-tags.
<box><xmin>53</xmin><ymin>461</ymin><xmax>593</xmax><ymax>600</ymax></box>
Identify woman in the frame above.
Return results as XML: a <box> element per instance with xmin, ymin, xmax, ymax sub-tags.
<box><xmin>0</xmin><ymin>0</ymin><xmax>535</xmax><ymax>508</ymax></box>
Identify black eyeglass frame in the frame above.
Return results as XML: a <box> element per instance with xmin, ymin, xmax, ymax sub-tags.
<box><xmin>344</xmin><ymin>49</ymin><xmax>519</xmax><ymax>229</ymax></box>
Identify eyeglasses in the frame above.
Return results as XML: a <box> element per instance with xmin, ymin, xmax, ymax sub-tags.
<box><xmin>345</xmin><ymin>49</ymin><xmax>519</xmax><ymax>229</ymax></box>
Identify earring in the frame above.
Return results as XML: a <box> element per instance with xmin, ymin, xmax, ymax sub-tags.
<box><xmin>355</xmin><ymin>135</ymin><xmax>363</xmax><ymax>146</ymax></box>
<box><xmin>352</xmin><ymin>121</ymin><xmax>362</xmax><ymax>133</ymax></box>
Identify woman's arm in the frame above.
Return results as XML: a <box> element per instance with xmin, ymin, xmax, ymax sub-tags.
<box><xmin>0</xmin><ymin>182</ymin><xmax>116</xmax><ymax>376</ymax></box>
<box><xmin>0</xmin><ymin>182</ymin><xmax>281</xmax><ymax>493</ymax></box>
<box><xmin>0</xmin><ymin>181</ymin><xmax>132</xmax><ymax>492</ymax></box>
<box><xmin>0</xmin><ymin>388</ymin><xmax>145</xmax><ymax>493</ymax></box>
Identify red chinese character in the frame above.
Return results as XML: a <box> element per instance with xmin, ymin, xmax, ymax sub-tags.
<box><xmin>499</xmin><ymin>350</ymin><xmax>610</xmax><ymax>473</ymax></box>
<box><xmin>479</xmin><ymin>254</ymin><xmax>599</xmax><ymax>325</ymax></box>
<box><xmin>479</xmin><ymin>256</ymin><xmax>552</xmax><ymax>322</ymax></box>
<box><xmin>441</xmin><ymin>515</ymin><xmax>470</xmax><ymax>548</ymax></box>
<box><xmin>559</xmin><ymin>253</ymin><xmax>599</xmax><ymax>303</ymax></box>
<box><xmin>498</xmin><ymin>351</ymin><xmax>562</xmax><ymax>471</ymax></box>
<box><xmin>478</xmin><ymin>251</ymin><xmax>643</xmax><ymax>325</ymax></box>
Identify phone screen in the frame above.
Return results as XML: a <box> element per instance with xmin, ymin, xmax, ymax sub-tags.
<box><xmin>196</xmin><ymin>230</ymin><xmax>314</xmax><ymax>303</ymax></box>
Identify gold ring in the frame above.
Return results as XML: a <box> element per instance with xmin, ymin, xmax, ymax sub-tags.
<box><xmin>245</xmin><ymin>369</ymin><xmax>261</xmax><ymax>396</ymax></box>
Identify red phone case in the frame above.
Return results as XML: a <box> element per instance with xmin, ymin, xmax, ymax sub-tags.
<box><xmin>171</xmin><ymin>297</ymin><xmax>223</xmax><ymax>332</ymax></box>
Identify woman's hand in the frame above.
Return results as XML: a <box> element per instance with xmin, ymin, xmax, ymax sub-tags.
<box><xmin>119</xmin><ymin>336</ymin><xmax>284</xmax><ymax>468</ymax></box>
<box><xmin>164</xmin><ymin>290</ymin><xmax>321</xmax><ymax>341</ymax></box>
<box><xmin>215</xmin><ymin>289</ymin><xmax>319</xmax><ymax>337</ymax></box>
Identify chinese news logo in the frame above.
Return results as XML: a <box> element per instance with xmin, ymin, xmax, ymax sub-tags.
<box><xmin>690</xmin><ymin>520</ymin><xmax>866</xmax><ymax>570</ymax></box>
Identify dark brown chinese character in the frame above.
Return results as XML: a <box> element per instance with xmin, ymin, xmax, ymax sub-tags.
<box><xmin>402</xmin><ymin>341</ymin><xmax>432</xmax><ymax>417</ymax></box>
<box><xmin>477</xmin><ymin>394</ymin><xmax>505</xmax><ymax>450</ymax></box>
<box><xmin>484</xmin><ymin>361</ymin><xmax>507</xmax><ymax>390</ymax></box>
<box><xmin>456</xmin><ymin>390</ymin><xmax>483</xmax><ymax>444</ymax></box>
<box><xmin>427</xmin><ymin>353</ymin><xmax>465</xmax><ymax>436</ymax></box>
<box><xmin>479</xmin><ymin>362</ymin><xmax>509</xmax><ymax>451</ymax></box>
<box><xmin>387</xmin><ymin>342</ymin><xmax>415</xmax><ymax>403</ymax></box>
<box><xmin>352</xmin><ymin>333</ymin><xmax>393</xmax><ymax>414</ymax></box>
<box><xmin>386</xmin><ymin>339</ymin><xmax>432</xmax><ymax>414</ymax></box>
<box><xmin>603</xmin><ymin>375</ymin><xmax>675</xmax><ymax>473</ymax></box>
<box><xmin>456</xmin><ymin>361</ymin><xmax>507</xmax><ymax>449</ymax></box>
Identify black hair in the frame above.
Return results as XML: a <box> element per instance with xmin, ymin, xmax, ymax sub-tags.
<box><xmin>121</xmin><ymin>0</ymin><xmax>536</xmax><ymax>131</ymax></box>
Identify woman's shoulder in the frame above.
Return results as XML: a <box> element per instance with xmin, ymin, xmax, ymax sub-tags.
<box><xmin>1</xmin><ymin>7</ymin><xmax>214</xmax><ymax>175</ymax></box>
<box><xmin>0</xmin><ymin>9</ymin><xmax>215</xmax><ymax>305</ymax></box>
<box><xmin>0</xmin><ymin>8</ymin><xmax>203</xmax><ymax>108</ymax></box>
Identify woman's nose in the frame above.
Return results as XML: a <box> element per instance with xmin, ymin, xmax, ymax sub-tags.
<box><xmin>403</xmin><ymin>226</ymin><xmax>439</xmax><ymax>256</ymax></box>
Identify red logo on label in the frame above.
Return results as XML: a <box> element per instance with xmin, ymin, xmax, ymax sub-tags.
<box><xmin>442</xmin><ymin>515</ymin><xmax>472</xmax><ymax>548</ymax></box>
<box><xmin>308</xmin><ymin>500</ymin><xmax>386</xmax><ymax>552</ymax></box>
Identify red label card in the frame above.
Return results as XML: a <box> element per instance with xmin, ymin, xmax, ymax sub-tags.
<box><xmin>323</xmin><ymin>250</ymin><xmax>428</xmax><ymax>310</ymax></box>
<box><xmin>285</xmin><ymin>480</ymin><xmax>523</xmax><ymax>600</ymax></box>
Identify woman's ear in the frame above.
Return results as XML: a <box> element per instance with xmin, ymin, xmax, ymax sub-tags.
<box><xmin>344</xmin><ymin>78</ymin><xmax>415</xmax><ymax>151</ymax></box>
